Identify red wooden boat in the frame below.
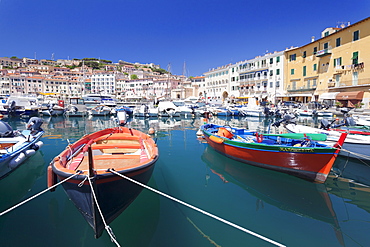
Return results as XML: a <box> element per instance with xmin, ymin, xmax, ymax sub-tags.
<box><xmin>200</xmin><ymin>124</ymin><xmax>347</xmax><ymax>183</ymax></box>
<box><xmin>48</xmin><ymin>126</ymin><xmax>159</xmax><ymax>238</ymax></box>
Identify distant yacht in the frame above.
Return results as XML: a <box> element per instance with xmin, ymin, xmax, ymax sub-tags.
<box><xmin>82</xmin><ymin>93</ymin><xmax>117</xmax><ymax>107</ymax></box>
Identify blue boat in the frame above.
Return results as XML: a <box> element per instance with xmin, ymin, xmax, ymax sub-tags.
<box><xmin>0</xmin><ymin>119</ymin><xmax>44</xmax><ymax>179</ymax></box>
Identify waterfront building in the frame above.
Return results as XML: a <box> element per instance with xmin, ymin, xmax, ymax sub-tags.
<box><xmin>90</xmin><ymin>72</ymin><xmax>117</xmax><ymax>95</ymax></box>
<box><xmin>238</xmin><ymin>50</ymin><xmax>285</xmax><ymax>104</ymax></box>
<box><xmin>285</xmin><ymin>17</ymin><xmax>370</xmax><ymax>108</ymax></box>
<box><xmin>190</xmin><ymin>76</ymin><xmax>205</xmax><ymax>99</ymax></box>
<box><xmin>204</xmin><ymin>64</ymin><xmax>232</xmax><ymax>101</ymax></box>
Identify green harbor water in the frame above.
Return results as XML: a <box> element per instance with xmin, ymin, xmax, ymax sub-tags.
<box><xmin>0</xmin><ymin>115</ymin><xmax>369</xmax><ymax>247</ymax></box>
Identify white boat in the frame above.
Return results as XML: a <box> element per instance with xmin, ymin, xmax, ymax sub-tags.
<box><xmin>64</xmin><ymin>98</ymin><xmax>88</xmax><ymax>117</ymax></box>
<box><xmin>284</xmin><ymin>122</ymin><xmax>370</xmax><ymax>161</ymax></box>
<box><xmin>0</xmin><ymin>95</ymin><xmax>40</xmax><ymax>117</ymax></box>
<box><xmin>40</xmin><ymin>100</ymin><xmax>65</xmax><ymax>116</ymax></box>
<box><xmin>0</xmin><ymin>119</ymin><xmax>44</xmax><ymax>179</ymax></box>
<box><xmin>157</xmin><ymin>101</ymin><xmax>180</xmax><ymax>118</ymax></box>
<box><xmin>88</xmin><ymin>104</ymin><xmax>113</xmax><ymax>116</ymax></box>
<box><xmin>133</xmin><ymin>103</ymin><xmax>158</xmax><ymax>118</ymax></box>
<box><xmin>239</xmin><ymin>98</ymin><xmax>264</xmax><ymax>117</ymax></box>
<box><xmin>172</xmin><ymin>100</ymin><xmax>195</xmax><ymax>117</ymax></box>
<box><xmin>82</xmin><ymin>94</ymin><xmax>117</xmax><ymax>107</ymax></box>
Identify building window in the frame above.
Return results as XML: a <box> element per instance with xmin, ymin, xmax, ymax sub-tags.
<box><xmin>289</xmin><ymin>54</ymin><xmax>296</xmax><ymax>61</ymax></box>
<box><xmin>276</xmin><ymin>81</ymin><xmax>280</xmax><ymax>87</ymax></box>
<box><xmin>303</xmin><ymin>51</ymin><xmax>306</xmax><ymax>58</ymax></box>
<box><xmin>303</xmin><ymin>66</ymin><xmax>306</xmax><ymax>77</ymax></box>
<box><xmin>276</xmin><ymin>69</ymin><xmax>280</xmax><ymax>75</ymax></box>
<box><xmin>334</xmin><ymin>57</ymin><xmax>342</xmax><ymax>67</ymax></box>
<box><xmin>324</xmin><ymin>31</ymin><xmax>329</xmax><ymax>37</ymax></box>
<box><xmin>323</xmin><ymin>42</ymin><xmax>329</xmax><ymax>50</ymax></box>
<box><xmin>269</xmin><ymin>70</ymin><xmax>273</xmax><ymax>76</ymax></box>
<box><xmin>292</xmin><ymin>81</ymin><xmax>296</xmax><ymax>90</ymax></box>
<box><xmin>276</xmin><ymin>56</ymin><xmax>280</xmax><ymax>63</ymax></box>
<box><xmin>312</xmin><ymin>79</ymin><xmax>317</xmax><ymax>87</ymax></box>
<box><xmin>336</xmin><ymin>37</ymin><xmax>341</xmax><ymax>47</ymax></box>
<box><xmin>352</xmin><ymin>51</ymin><xmax>359</xmax><ymax>65</ymax></box>
<box><xmin>291</xmin><ymin>69</ymin><xmax>295</xmax><ymax>75</ymax></box>
<box><xmin>353</xmin><ymin>30</ymin><xmax>359</xmax><ymax>41</ymax></box>
<box><xmin>313</xmin><ymin>64</ymin><xmax>317</xmax><ymax>71</ymax></box>
<box><xmin>313</xmin><ymin>47</ymin><xmax>317</xmax><ymax>55</ymax></box>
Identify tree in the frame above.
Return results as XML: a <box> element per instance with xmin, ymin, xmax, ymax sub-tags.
<box><xmin>130</xmin><ymin>74</ymin><xmax>138</xmax><ymax>80</ymax></box>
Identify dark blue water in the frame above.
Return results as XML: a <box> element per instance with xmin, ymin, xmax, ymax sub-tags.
<box><xmin>0</xmin><ymin>115</ymin><xmax>370</xmax><ymax>247</ymax></box>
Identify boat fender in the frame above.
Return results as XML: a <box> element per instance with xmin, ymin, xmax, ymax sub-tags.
<box><xmin>47</xmin><ymin>165</ymin><xmax>57</xmax><ymax>192</ymax></box>
<box><xmin>31</xmin><ymin>141</ymin><xmax>44</xmax><ymax>151</ymax></box>
<box><xmin>25</xmin><ymin>149</ymin><xmax>36</xmax><ymax>157</ymax></box>
<box><xmin>217</xmin><ymin>127</ymin><xmax>234</xmax><ymax>139</ymax></box>
<box><xmin>9</xmin><ymin>152</ymin><xmax>26</xmax><ymax>169</ymax></box>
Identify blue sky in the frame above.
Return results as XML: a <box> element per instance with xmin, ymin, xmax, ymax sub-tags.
<box><xmin>0</xmin><ymin>0</ymin><xmax>369</xmax><ymax>76</ymax></box>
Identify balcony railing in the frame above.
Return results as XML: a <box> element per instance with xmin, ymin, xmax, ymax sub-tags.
<box><xmin>335</xmin><ymin>62</ymin><xmax>365</xmax><ymax>73</ymax></box>
<box><xmin>316</xmin><ymin>48</ymin><xmax>332</xmax><ymax>57</ymax></box>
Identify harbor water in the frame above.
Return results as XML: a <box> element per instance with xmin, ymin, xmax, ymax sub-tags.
<box><xmin>0</xmin><ymin>115</ymin><xmax>370</xmax><ymax>247</ymax></box>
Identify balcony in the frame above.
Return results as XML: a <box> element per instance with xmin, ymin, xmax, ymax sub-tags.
<box><xmin>334</xmin><ymin>62</ymin><xmax>365</xmax><ymax>73</ymax></box>
<box><xmin>316</xmin><ymin>48</ymin><xmax>332</xmax><ymax>57</ymax></box>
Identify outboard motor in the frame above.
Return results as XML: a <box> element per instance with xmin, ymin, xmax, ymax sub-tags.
<box><xmin>344</xmin><ymin>116</ymin><xmax>357</xmax><ymax>126</ymax></box>
<box><xmin>0</xmin><ymin>121</ymin><xmax>15</xmax><ymax>137</ymax></box>
<box><xmin>271</xmin><ymin>113</ymin><xmax>296</xmax><ymax>127</ymax></box>
<box><xmin>7</xmin><ymin>100</ymin><xmax>17</xmax><ymax>115</ymax></box>
<box><xmin>320</xmin><ymin>119</ymin><xmax>332</xmax><ymax>130</ymax></box>
<box><xmin>26</xmin><ymin>117</ymin><xmax>44</xmax><ymax>133</ymax></box>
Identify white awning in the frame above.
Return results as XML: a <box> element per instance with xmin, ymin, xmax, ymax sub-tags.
<box><xmin>319</xmin><ymin>92</ymin><xmax>339</xmax><ymax>100</ymax></box>
<box><xmin>287</xmin><ymin>93</ymin><xmax>313</xmax><ymax>97</ymax></box>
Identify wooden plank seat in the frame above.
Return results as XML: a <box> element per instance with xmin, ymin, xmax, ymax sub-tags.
<box><xmin>94</xmin><ymin>133</ymin><xmax>141</xmax><ymax>142</ymax></box>
<box><xmin>93</xmin><ymin>154</ymin><xmax>141</xmax><ymax>160</ymax></box>
<box><xmin>91</xmin><ymin>143</ymin><xmax>142</xmax><ymax>150</ymax></box>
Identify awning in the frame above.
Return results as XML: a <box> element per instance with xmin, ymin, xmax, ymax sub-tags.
<box><xmin>287</xmin><ymin>93</ymin><xmax>313</xmax><ymax>97</ymax></box>
<box><xmin>336</xmin><ymin>91</ymin><xmax>364</xmax><ymax>101</ymax></box>
<box><xmin>318</xmin><ymin>92</ymin><xmax>339</xmax><ymax>100</ymax></box>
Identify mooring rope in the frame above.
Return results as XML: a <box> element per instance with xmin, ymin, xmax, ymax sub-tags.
<box><xmin>109</xmin><ymin>169</ymin><xmax>285</xmax><ymax>247</ymax></box>
<box><xmin>340</xmin><ymin>148</ymin><xmax>370</xmax><ymax>165</ymax></box>
<box><xmin>87</xmin><ymin>176</ymin><xmax>120</xmax><ymax>247</ymax></box>
<box><xmin>0</xmin><ymin>172</ymin><xmax>81</xmax><ymax>217</ymax></box>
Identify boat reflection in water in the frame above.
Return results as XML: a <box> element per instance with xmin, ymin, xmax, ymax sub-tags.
<box><xmin>0</xmin><ymin>150</ymin><xmax>45</xmax><ymax>212</ymax></box>
<box><xmin>201</xmin><ymin>146</ymin><xmax>345</xmax><ymax>246</ymax></box>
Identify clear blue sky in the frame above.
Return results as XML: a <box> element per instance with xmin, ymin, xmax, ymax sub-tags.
<box><xmin>0</xmin><ymin>0</ymin><xmax>369</xmax><ymax>76</ymax></box>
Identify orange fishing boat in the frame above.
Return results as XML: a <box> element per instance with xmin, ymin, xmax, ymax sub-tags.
<box><xmin>48</xmin><ymin>126</ymin><xmax>159</xmax><ymax>238</ymax></box>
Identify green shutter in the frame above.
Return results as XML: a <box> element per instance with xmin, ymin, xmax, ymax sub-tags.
<box><xmin>352</xmin><ymin>52</ymin><xmax>358</xmax><ymax>59</ymax></box>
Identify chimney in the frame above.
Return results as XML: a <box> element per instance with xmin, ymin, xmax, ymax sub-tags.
<box><xmin>311</xmin><ymin>36</ymin><xmax>315</xmax><ymax>42</ymax></box>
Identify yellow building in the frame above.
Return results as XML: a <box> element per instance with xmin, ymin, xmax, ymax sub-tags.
<box><xmin>285</xmin><ymin>17</ymin><xmax>370</xmax><ymax>108</ymax></box>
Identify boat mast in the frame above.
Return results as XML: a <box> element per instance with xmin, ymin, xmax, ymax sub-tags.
<box><xmin>166</xmin><ymin>63</ymin><xmax>171</xmax><ymax>100</ymax></box>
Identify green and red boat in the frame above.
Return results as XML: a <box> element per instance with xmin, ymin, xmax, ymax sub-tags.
<box><xmin>200</xmin><ymin>123</ymin><xmax>347</xmax><ymax>183</ymax></box>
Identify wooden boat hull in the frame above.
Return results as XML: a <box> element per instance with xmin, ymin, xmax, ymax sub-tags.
<box><xmin>50</xmin><ymin>127</ymin><xmax>159</xmax><ymax>238</ymax></box>
<box><xmin>54</xmin><ymin>161</ymin><xmax>155</xmax><ymax>238</ymax></box>
<box><xmin>201</xmin><ymin>124</ymin><xmax>344</xmax><ymax>183</ymax></box>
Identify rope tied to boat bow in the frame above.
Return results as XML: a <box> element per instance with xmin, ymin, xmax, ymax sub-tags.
<box><xmin>109</xmin><ymin>169</ymin><xmax>286</xmax><ymax>247</ymax></box>
<box><xmin>0</xmin><ymin>171</ymin><xmax>81</xmax><ymax>217</ymax></box>
<box><xmin>87</xmin><ymin>175</ymin><xmax>120</xmax><ymax>247</ymax></box>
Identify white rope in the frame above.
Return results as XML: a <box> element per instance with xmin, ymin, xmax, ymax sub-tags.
<box><xmin>87</xmin><ymin>176</ymin><xmax>120</xmax><ymax>247</ymax></box>
<box><xmin>0</xmin><ymin>172</ymin><xmax>80</xmax><ymax>217</ymax></box>
<box><xmin>341</xmin><ymin>148</ymin><xmax>370</xmax><ymax>163</ymax></box>
<box><xmin>109</xmin><ymin>169</ymin><xmax>285</xmax><ymax>247</ymax></box>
